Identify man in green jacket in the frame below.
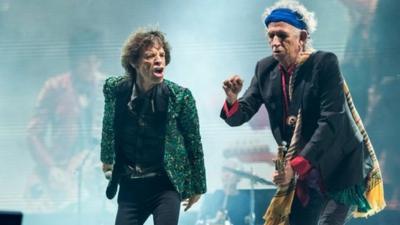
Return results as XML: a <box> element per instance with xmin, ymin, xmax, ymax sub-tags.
<box><xmin>100</xmin><ymin>28</ymin><xmax>206</xmax><ymax>225</ymax></box>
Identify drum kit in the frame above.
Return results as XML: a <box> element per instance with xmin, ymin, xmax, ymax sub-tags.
<box><xmin>198</xmin><ymin>143</ymin><xmax>276</xmax><ymax>225</ymax></box>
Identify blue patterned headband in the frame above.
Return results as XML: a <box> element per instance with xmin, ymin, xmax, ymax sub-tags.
<box><xmin>264</xmin><ymin>8</ymin><xmax>307</xmax><ymax>30</ymax></box>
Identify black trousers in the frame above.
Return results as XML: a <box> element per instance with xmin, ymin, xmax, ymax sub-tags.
<box><xmin>115</xmin><ymin>174</ymin><xmax>181</xmax><ymax>225</ymax></box>
<box><xmin>289</xmin><ymin>187</ymin><xmax>351</xmax><ymax>225</ymax></box>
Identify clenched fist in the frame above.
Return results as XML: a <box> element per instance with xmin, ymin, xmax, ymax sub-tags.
<box><xmin>223</xmin><ymin>75</ymin><xmax>243</xmax><ymax>104</ymax></box>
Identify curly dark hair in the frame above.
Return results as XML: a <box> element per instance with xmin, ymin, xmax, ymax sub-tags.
<box><xmin>121</xmin><ymin>28</ymin><xmax>171</xmax><ymax>78</ymax></box>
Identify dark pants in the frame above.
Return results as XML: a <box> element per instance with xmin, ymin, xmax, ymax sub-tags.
<box><xmin>115</xmin><ymin>174</ymin><xmax>181</xmax><ymax>225</ymax></box>
<box><xmin>318</xmin><ymin>199</ymin><xmax>352</xmax><ymax>225</ymax></box>
<box><xmin>289</xmin><ymin>187</ymin><xmax>351</xmax><ymax>225</ymax></box>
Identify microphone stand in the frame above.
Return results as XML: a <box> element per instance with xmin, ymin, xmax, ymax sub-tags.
<box><xmin>245</xmin><ymin>167</ymin><xmax>256</xmax><ymax>225</ymax></box>
<box><xmin>76</xmin><ymin>151</ymin><xmax>91</xmax><ymax>225</ymax></box>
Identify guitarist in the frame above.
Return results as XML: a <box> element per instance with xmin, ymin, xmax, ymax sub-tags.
<box><xmin>220</xmin><ymin>1</ymin><xmax>384</xmax><ymax>224</ymax></box>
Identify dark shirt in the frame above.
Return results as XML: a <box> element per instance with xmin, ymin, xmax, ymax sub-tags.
<box><xmin>278</xmin><ymin>64</ymin><xmax>296</xmax><ymax>144</ymax></box>
<box><xmin>120</xmin><ymin>83</ymin><xmax>168</xmax><ymax>178</ymax></box>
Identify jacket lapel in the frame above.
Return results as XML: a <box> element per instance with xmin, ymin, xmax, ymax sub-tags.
<box><xmin>289</xmin><ymin>53</ymin><xmax>315</xmax><ymax>115</ymax></box>
<box><xmin>114</xmin><ymin>77</ymin><xmax>133</xmax><ymax>132</ymax></box>
<box><xmin>268</xmin><ymin>66</ymin><xmax>285</xmax><ymax>144</ymax></box>
<box><xmin>163</xmin><ymin>81</ymin><xmax>179</xmax><ymax>154</ymax></box>
<box><xmin>165</xmin><ymin>81</ymin><xmax>177</xmax><ymax>122</ymax></box>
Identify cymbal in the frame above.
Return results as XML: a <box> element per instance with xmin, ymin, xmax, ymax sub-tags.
<box><xmin>222</xmin><ymin>166</ymin><xmax>274</xmax><ymax>186</ymax></box>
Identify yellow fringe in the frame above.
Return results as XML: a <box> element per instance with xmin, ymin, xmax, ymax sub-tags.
<box><xmin>353</xmin><ymin>180</ymin><xmax>386</xmax><ymax>218</ymax></box>
<box><xmin>343</xmin><ymin>80</ymin><xmax>386</xmax><ymax>218</ymax></box>
<box><xmin>263</xmin><ymin>185</ymin><xmax>295</xmax><ymax>225</ymax></box>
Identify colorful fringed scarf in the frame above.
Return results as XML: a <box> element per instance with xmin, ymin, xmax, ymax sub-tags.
<box><xmin>263</xmin><ymin>81</ymin><xmax>385</xmax><ymax>225</ymax></box>
<box><xmin>263</xmin><ymin>110</ymin><xmax>302</xmax><ymax>225</ymax></box>
<box><xmin>342</xmin><ymin>81</ymin><xmax>386</xmax><ymax>217</ymax></box>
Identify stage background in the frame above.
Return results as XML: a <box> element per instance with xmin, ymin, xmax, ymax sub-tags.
<box><xmin>0</xmin><ymin>0</ymin><xmax>398</xmax><ymax>224</ymax></box>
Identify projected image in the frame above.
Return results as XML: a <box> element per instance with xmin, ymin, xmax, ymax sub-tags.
<box><xmin>24</xmin><ymin>29</ymin><xmax>106</xmax><ymax>213</ymax></box>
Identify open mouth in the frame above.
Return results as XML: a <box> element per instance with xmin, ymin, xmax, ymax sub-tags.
<box><xmin>153</xmin><ymin>67</ymin><xmax>164</xmax><ymax>78</ymax></box>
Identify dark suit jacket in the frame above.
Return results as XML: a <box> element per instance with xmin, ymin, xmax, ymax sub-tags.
<box><xmin>221</xmin><ymin>51</ymin><xmax>371</xmax><ymax>191</ymax></box>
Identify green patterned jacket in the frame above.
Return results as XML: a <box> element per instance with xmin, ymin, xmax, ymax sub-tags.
<box><xmin>100</xmin><ymin>76</ymin><xmax>206</xmax><ymax>199</ymax></box>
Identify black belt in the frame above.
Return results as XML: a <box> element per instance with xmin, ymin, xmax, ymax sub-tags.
<box><xmin>127</xmin><ymin>165</ymin><xmax>161</xmax><ymax>179</ymax></box>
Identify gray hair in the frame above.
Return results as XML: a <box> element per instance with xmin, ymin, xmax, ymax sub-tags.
<box><xmin>262</xmin><ymin>0</ymin><xmax>317</xmax><ymax>51</ymax></box>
